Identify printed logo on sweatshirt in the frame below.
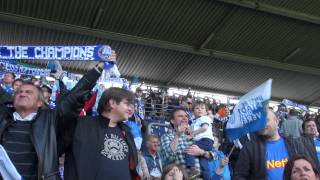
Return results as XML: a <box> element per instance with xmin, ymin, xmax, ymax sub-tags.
<box><xmin>266</xmin><ymin>158</ymin><xmax>288</xmax><ymax>169</ymax></box>
<box><xmin>101</xmin><ymin>133</ymin><xmax>129</xmax><ymax>160</ymax></box>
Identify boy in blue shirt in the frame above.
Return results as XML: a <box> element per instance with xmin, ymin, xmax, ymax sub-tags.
<box><xmin>209</xmin><ymin>136</ymin><xmax>231</xmax><ymax>180</ymax></box>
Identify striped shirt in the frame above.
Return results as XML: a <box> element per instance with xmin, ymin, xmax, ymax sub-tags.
<box><xmin>2</xmin><ymin>121</ymin><xmax>38</xmax><ymax>180</ymax></box>
<box><xmin>160</xmin><ymin>130</ymin><xmax>200</xmax><ymax>171</ymax></box>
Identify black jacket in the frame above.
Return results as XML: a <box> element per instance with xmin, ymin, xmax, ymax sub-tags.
<box><xmin>299</xmin><ymin>134</ymin><xmax>320</xmax><ymax>168</ymax></box>
<box><xmin>64</xmin><ymin>115</ymin><xmax>140</xmax><ymax>180</ymax></box>
<box><xmin>233</xmin><ymin>135</ymin><xmax>320</xmax><ymax>180</ymax></box>
<box><xmin>0</xmin><ymin>68</ymin><xmax>101</xmax><ymax>180</ymax></box>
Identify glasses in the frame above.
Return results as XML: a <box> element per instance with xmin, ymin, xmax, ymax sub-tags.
<box><xmin>187</xmin><ymin>102</ymin><xmax>192</xmax><ymax>105</ymax></box>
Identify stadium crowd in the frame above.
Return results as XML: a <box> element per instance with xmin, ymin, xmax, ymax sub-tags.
<box><xmin>0</xmin><ymin>59</ymin><xmax>320</xmax><ymax>180</ymax></box>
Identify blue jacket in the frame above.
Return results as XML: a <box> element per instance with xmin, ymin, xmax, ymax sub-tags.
<box><xmin>209</xmin><ymin>150</ymin><xmax>231</xmax><ymax>180</ymax></box>
<box><xmin>142</xmin><ymin>150</ymin><xmax>162</xmax><ymax>174</ymax></box>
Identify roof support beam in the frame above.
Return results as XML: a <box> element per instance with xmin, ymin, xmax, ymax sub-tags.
<box><xmin>166</xmin><ymin>57</ymin><xmax>194</xmax><ymax>86</ymax></box>
<box><xmin>282</xmin><ymin>48</ymin><xmax>302</xmax><ymax>62</ymax></box>
<box><xmin>1</xmin><ymin>12</ymin><xmax>320</xmax><ymax>76</ymax></box>
<box><xmin>92</xmin><ymin>8</ymin><xmax>104</xmax><ymax>28</ymax></box>
<box><xmin>310</xmin><ymin>97</ymin><xmax>320</xmax><ymax>106</ymax></box>
<box><xmin>305</xmin><ymin>88</ymin><xmax>320</xmax><ymax>106</ymax></box>
<box><xmin>198</xmin><ymin>6</ymin><xmax>236</xmax><ymax>49</ymax></box>
<box><xmin>216</xmin><ymin>0</ymin><xmax>320</xmax><ymax>25</ymax></box>
<box><xmin>199</xmin><ymin>33</ymin><xmax>215</xmax><ymax>50</ymax></box>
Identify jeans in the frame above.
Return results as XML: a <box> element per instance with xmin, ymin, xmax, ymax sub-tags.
<box><xmin>185</xmin><ymin>138</ymin><xmax>214</xmax><ymax>180</ymax></box>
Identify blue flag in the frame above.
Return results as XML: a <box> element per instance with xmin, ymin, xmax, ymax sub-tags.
<box><xmin>226</xmin><ymin>79</ymin><xmax>272</xmax><ymax>140</ymax></box>
<box><xmin>282</xmin><ymin>99</ymin><xmax>307</xmax><ymax>111</ymax></box>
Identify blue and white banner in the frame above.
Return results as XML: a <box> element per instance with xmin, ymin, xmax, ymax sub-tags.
<box><xmin>0</xmin><ymin>145</ymin><xmax>22</xmax><ymax>180</ymax></box>
<box><xmin>0</xmin><ymin>60</ymin><xmax>51</xmax><ymax>76</ymax></box>
<box><xmin>0</xmin><ymin>60</ymin><xmax>81</xmax><ymax>81</ymax></box>
<box><xmin>97</xmin><ymin>78</ymin><xmax>129</xmax><ymax>89</ymax></box>
<box><xmin>282</xmin><ymin>99</ymin><xmax>307</xmax><ymax>111</ymax></box>
<box><xmin>226</xmin><ymin>79</ymin><xmax>272</xmax><ymax>140</ymax></box>
<box><xmin>0</xmin><ymin>45</ymin><xmax>112</xmax><ymax>61</ymax></box>
<box><xmin>0</xmin><ymin>59</ymin><xmax>17</xmax><ymax>64</ymax></box>
<box><xmin>64</xmin><ymin>72</ymin><xmax>81</xmax><ymax>81</ymax></box>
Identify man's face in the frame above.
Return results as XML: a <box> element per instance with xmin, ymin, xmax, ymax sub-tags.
<box><xmin>135</xmin><ymin>91</ymin><xmax>143</xmax><ymax>97</ymax></box>
<box><xmin>304</xmin><ymin>121</ymin><xmax>318</xmax><ymax>137</ymax></box>
<box><xmin>99</xmin><ymin>84</ymin><xmax>106</xmax><ymax>91</ymax></box>
<box><xmin>3</xmin><ymin>73</ymin><xmax>14</xmax><ymax>84</ymax></box>
<box><xmin>213</xmin><ymin>136</ymin><xmax>221</xmax><ymax>149</ymax></box>
<box><xmin>146</xmin><ymin>137</ymin><xmax>159</xmax><ymax>152</ymax></box>
<box><xmin>187</xmin><ymin>98</ymin><xmax>193</xmax><ymax>109</ymax></box>
<box><xmin>14</xmin><ymin>84</ymin><xmax>43</xmax><ymax>112</ymax></box>
<box><xmin>111</xmin><ymin>99</ymin><xmax>131</xmax><ymax>121</ymax></box>
<box><xmin>13</xmin><ymin>81</ymin><xmax>23</xmax><ymax>92</ymax></box>
<box><xmin>258</xmin><ymin>109</ymin><xmax>279</xmax><ymax>139</ymax></box>
<box><xmin>171</xmin><ymin>110</ymin><xmax>189</xmax><ymax>127</ymax></box>
<box><xmin>41</xmin><ymin>87</ymin><xmax>52</xmax><ymax>102</ymax></box>
<box><xmin>225</xmin><ymin>107</ymin><xmax>230</xmax><ymax>116</ymax></box>
<box><xmin>128</xmin><ymin>103</ymin><xmax>135</xmax><ymax>117</ymax></box>
<box><xmin>181</xmin><ymin>101</ymin><xmax>188</xmax><ymax>109</ymax></box>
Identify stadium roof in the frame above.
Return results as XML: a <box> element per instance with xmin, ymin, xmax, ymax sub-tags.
<box><xmin>1</xmin><ymin>0</ymin><xmax>320</xmax><ymax>105</ymax></box>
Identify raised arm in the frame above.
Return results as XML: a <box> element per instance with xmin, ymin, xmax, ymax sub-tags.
<box><xmin>56</xmin><ymin>62</ymin><xmax>104</xmax><ymax>121</ymax></box>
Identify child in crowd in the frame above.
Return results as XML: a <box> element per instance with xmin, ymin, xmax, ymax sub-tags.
<box><xmin>209</xmin><ymin>136</ymin><xmax>231</xmax><ymax>180</ymax></box>
<box><xmin>161</xmin><ymin>163</ymin><xmax>188</xmax><ymax>180</ymax></box>
<box><xmin>185</xmin><ymin>102</ymin><xmax>214</xmax><ymax>180</ymax></box>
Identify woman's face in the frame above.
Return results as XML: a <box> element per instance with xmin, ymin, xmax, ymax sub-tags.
<box><xmin>164</xmin><ymin>166</ymin><xmax>183</xmax><ymax>180</ymax></box>
<box><xmin>291</xmin><ymin>159</ymin><xmax>319</xmax><ymax>180</ymax></box>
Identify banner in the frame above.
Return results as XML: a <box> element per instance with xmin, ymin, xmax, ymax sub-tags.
<box><xmin>282</xmin><ymin>99</ymin><xmax>307</xmax><ymax>111</ymax></box>
<box><xmin>0</xmin><ymin>145</ymin><xmax>22</xmax><ymax>180</ymax></box>
<box><xmin>0</xmin><ymin>45</ymin><xmax>112</xmax><ymax>61</ymax></box>
<box><xmin>0</xmin><ymin>59</ymin><xmax>16</xmax><ymax>64</ymax></box>
<box><xmin>64</xmin><ymin>72</ymin><xmax>81</xmax><ymax>81</ymax></box>
<box><xmin>226</xmin><ymin>79</ymin><xmax>272</xmax><ymax>140</ymax></box>
<box><xmin>0</xmin><ymin>60</ymin><xmax>81</xmax><ymax>81</ymax></box>
<box><xmin>0</xmin><ymin>60</ymin><xmax>51</xmax><ymax>76</ymax></box>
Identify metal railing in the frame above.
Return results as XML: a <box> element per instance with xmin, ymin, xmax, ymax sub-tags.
<box><xmin>147</xmin><ymin>122</ymin><xmax>170</xmax><ymax>136</ymax></box>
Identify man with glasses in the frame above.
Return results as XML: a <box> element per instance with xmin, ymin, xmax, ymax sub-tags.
<box><xmin>63</xmin><ymin>87</ymin><xmax>140</xmax><ymax>180</ymax></box>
